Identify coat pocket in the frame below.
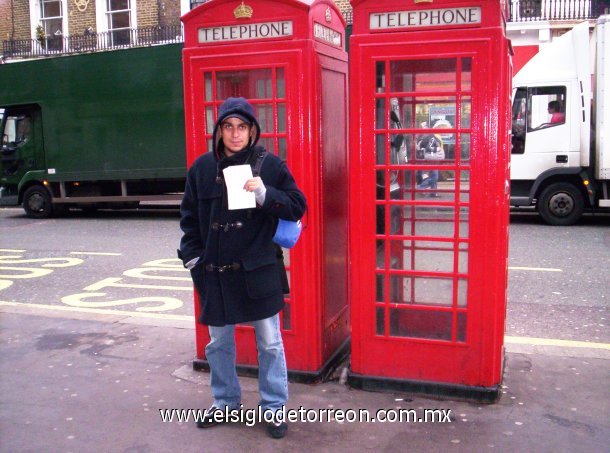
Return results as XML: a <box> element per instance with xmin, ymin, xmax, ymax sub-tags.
<box><xmin>242</xmin><ymin>253</ymin><xmax>282</xmax><ymax>299</ymax></box>
<box><xmin>189</xmin><ymin>259</ymin><xmax>206</xmax><ymax>297</ymax></box>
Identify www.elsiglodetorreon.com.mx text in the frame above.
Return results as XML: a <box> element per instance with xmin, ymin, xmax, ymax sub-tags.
<box><xmin>159</xmin><ymin>405</ymin><xmax>452</xmax><ymax>426</ymax></box>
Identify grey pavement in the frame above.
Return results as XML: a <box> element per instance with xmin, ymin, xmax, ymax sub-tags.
<box><xmin>1</xmin><ymin>303</ymin><xmax>609</xmax><ymax>453</ymax></box>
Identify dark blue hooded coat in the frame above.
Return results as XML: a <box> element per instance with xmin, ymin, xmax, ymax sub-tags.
<box><xmin>179</xmin><ymin>98</ymin><xmax>306</xmax><ymax>326</ymax></box>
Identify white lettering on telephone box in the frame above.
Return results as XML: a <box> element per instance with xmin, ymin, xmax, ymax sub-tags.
<box><xmin>370</xmin><ymin>7</ymin><xmax>481</xmax><ymax>30</ymax></box>
<box><xmin>313</xmin><ymin>22</ymin><xmax>342</xmax><ymax>47</ymax></box>
<box><xmin>198</xmin><ymin>21</ymin><xmax>293</xmax><ymax>43</ymax></box>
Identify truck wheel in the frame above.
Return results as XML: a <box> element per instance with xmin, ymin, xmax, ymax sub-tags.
<box><xmin>537</xmin><ymin>183</ymin><xmax>584</xmax><ymax>226</ymax></box>
<box><xmin>23</xmin><ymin>185</ymin><xmax>53</xmax><ymax>219</ymax></box>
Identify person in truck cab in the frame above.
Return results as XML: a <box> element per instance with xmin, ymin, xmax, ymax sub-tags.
<box><xmin>548</xmin><ymin>100</ymin><xmax>565</xmax><ymax>124</ymax></box>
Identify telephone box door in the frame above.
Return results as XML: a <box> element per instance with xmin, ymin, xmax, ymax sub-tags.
<box><xmin>182</xmin><ymin>0</ymin><xmax>350</xmax><ymax>378</ymax></box>
<box><xmin>186</xmin><ymin>51</ymin><xmax>305</xmax><ymax>363</ymax></box>
<box><xmin>349</xmin><ymin>13</ymin><xmax>511</xmax><ymax>398</ymax></box>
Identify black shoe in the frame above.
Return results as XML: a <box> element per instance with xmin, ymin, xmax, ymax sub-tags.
<box><xmin>266</xmin><ymin>420</ymin><xmax>288</xmax><ymax>439</ymax></box>
<box><xmin>196</xmin><ymin>406</ymin><xmax>224</xmax><ymax>429</ymax></box>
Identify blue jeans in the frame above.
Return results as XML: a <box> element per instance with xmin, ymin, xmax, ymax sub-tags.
<box><xmin>417</xmin><ymin>170</ymin><xmax>439</xmax><ymax>189</ymax></box>
<box><xmin>206</xmin><ymin>313</ymin><xmax>288</xmax><ymax>413</ymax></box>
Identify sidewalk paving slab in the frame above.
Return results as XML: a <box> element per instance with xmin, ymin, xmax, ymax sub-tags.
<box><xmin>1</xmin><ymin>307</ymin><xmax>609</xmax><ymax>453</ymax></box>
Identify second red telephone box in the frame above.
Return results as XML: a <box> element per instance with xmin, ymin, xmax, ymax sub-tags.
<box><xmin>348</xmin><ymin>0</ymin><xmax>512</xmax><ymax>401</ymax></box>
<box><xmin>181</xmin><ymin>0</ymin><xmax>350</xmax><ymax>381</ymax></box>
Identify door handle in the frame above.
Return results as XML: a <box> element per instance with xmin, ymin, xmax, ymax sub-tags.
<box><xmin>556</xmin><ymin>155</ymin><xmax>568</xmax><ymax>163</ymax></box>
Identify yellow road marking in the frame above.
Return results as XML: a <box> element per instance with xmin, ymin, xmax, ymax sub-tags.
<box><xmin>70</xmin><ymin>251</ymin><xmax>123</xmax><ymax>256</ymax></box>
<box><xmin>0</xmin><ymin>267</ymin><xmax>54</xmax><ymax>279</ymax></box>
<box><xmin>123</xmin><ymin>268</ymin><xmax>190</xmax><ymax>280</ymax></box>
<box><xmin>0</xmin><ymin>300</ymin><xmax>192</xmax><ymax>321</ymax></box>
<box><xmin>505</xmin><ymin>335</ymin><xmax>610</xmax><ymax>350</ymax></box>
<box><xmin>0</xmin><ymin>249</ymin><xmax>26</xmax><ymax>253</ymax></box>
<box><xmin>508</xmin><ymin>266</ymin><xmax>562</xmax><ymax>272</ymax></box>
<box><xmin>83</xmin><ymin>277</ymin><xmax>192</xmax><ymax>291</ymax></box>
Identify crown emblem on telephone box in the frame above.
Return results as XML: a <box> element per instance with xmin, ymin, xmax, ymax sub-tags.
<box><xmin>234</xmin><ymin>2</ymin><xmax>253</xmax><ymax>19</ymax></box>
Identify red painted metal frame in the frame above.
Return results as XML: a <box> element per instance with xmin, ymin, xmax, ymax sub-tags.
<box><xmin>181</xmin><ymin>0</ymin><xmax>349</xmax><ymax>375</ymax></box>
<box><xmin>349</xmin><ymin>0</ymin><xmax>511</xmax><ymax>388</ymax></box>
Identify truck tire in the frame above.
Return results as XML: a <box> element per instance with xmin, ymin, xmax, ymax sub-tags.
<box><xmin>22</xmin><ymin>185</ymin><xmax>53</xmax><ymax>219</ymax></box>
<box><xmin>537</xmin><ymin>182</ymin><xmax>584</xmax><ymax>226</ymax></box>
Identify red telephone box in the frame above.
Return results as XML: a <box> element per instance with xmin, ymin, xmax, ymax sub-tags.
<box><xmin>181</xmin><ymin>0</ymin><xmax>350</xmax><ymax>381</ymax></box>
<box><xmin>348</xmin><ymin>0</ymin><xmax>511</xmax><ymax>401</ymax></box>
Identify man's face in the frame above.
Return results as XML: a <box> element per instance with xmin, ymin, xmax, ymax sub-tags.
<box><xmin>220</xmin><ymin>117</ymin><xmax>252</xmax><ymax>155</ymax></box>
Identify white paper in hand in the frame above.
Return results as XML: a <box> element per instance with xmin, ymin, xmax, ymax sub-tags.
<box><xmin>223</xmin><ymin>164</ymin><xmax>256</xmax><ymax>210</ymax></box>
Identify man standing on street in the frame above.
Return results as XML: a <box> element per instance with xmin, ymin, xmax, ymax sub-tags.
<box><xmin>178</xmin><ymin>97</ymin><xmax>306</xmax><ymax>439</ymax></box>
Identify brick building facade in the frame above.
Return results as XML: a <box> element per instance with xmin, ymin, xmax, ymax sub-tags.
<box><xmin>0</xmin><ymin>0</ymin><xmax>182</xmax><ymax>45</ymax></box>
<box><xmin>333</xmin><ymin>0</ymin><xmax>352</xmax><ymax>19</ymax></box>
<box><xmin>2</xmin><ymin>1</ymin><xmax>605</xmax><ymax>51</ymax></box>
<box><xmin>136</xmin><ymin>0</ymin><xmax>160</xmax><ymax>29</ymax></box>
<box><xmin>67</xmin><ymin>1</ymin><xmax>97</xmax><ymax>38</ymax></box>
<box><xmin>2</xmin><ymin>0</ymin><xmax>32</xmax><ymax>41</ymax></box>
<box><xmin>158</xmin><ymin>0</ymin><xmax>182</xmax><ymax>28</ymax></box>
<box><xmin>0</xmin><ymin>0</ymin><xmax>351</xmax><ymax>47</ymax></box>
<box><xmin>0</xmin><ymin>1</ymin><xmax>11</xmax><ymax>42</ymax></box>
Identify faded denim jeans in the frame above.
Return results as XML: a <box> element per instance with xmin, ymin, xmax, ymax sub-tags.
<box><xmin>206</xmin><ymin>313</ymin><xmax>288</xmax><ymax>413</ymax></box>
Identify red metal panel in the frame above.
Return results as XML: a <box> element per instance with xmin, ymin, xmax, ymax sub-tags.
<box><xmin>512</xmin><ymin>45</ymin><xmax>539</xmax><ymax>75</ymax></box>
<box><xmin>318</xmin><ymin>53</ymin><xmax>350</xmax><ymax>363</ymax></box>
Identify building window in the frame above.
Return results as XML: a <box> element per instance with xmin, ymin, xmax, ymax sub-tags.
<box><xmin>107</xmin><ymin>0</ymin><xmax>132</xmax><ymax>45</ymax></box>
<box><xmin>40</xmin><ymin>0</ymin><xmax>63</xmax><ymax>51</ymax></box>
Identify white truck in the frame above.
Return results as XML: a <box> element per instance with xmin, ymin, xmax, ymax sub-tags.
<box><xmin>510</xmin><ymin>15</ymin><xmax>609</xmax><ymax>225</ymax></box>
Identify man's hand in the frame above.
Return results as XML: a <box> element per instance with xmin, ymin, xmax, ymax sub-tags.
<box><xmin>244</xmin><ymin>177</ymin><xmax>266</xmax><ymax>205</ymax></box>
<box><xmin>243</xmin><ymin>177</ymin><xmax>263</xmax><ymax>192</ymax></box>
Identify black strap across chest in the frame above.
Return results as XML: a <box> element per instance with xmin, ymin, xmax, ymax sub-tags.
<box><xmin>252</xmin><ymin>151</ymin><xmax>267</xmax><ymax>177</ymax></box>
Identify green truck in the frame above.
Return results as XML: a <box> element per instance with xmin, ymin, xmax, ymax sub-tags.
<box><xmin>0</xmin><ymin>43</ymin><xmax>186</xmax><ymax>218</ymax></box>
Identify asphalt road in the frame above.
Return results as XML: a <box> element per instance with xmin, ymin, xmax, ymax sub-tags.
<box><xmin>0</xmin><ymin>207</ymin><xmax>194</xmax><ymax>321</ymax></box>
<box><xmin>507</xmin><ymin>211</ymin><xmax>609</xmax><ymax>343</ymax></box>
<box><xmin>1</xmin><ymin>206</ymin><xmax>608</xmax><ymax>344</ymax></box>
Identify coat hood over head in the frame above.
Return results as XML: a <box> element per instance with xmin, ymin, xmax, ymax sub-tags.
<box><xmin>212</xmin><ymin>97</ymin><xmax>261</xmax><ymax>159</ymax></box>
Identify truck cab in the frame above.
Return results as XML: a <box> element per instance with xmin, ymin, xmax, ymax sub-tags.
<box><xmin>0</xmin><ymin>106</ymin><xmax>45</xmax><ymax>209</ymax></box>
<box><xmin>511</xmin><ymin>83</ymin><xmax>574</xmax><ymax>177</ymax></box>
<box><xmin>509</xmin><ymin>21</ymin><xmax>594</xmax><ymax>225</ymax></box>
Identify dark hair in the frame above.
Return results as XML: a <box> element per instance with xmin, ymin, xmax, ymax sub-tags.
<box><xmin>548</xmin><ymin>100</ymin><xmax>562</xmax><ymax>112</ymax></box>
